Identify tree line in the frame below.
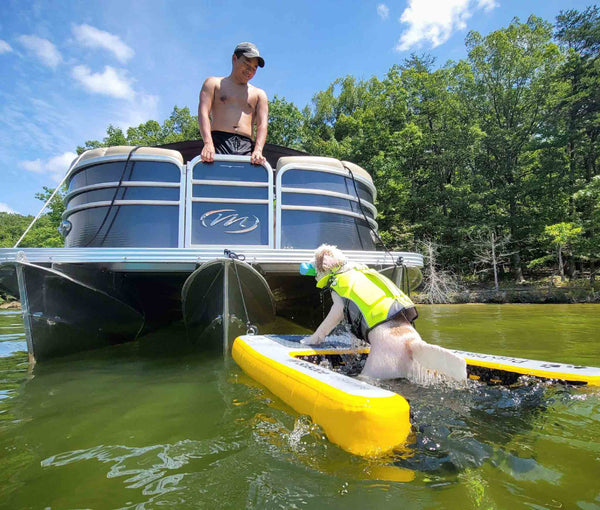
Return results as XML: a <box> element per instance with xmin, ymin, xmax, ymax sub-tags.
<box><xmin>2</xmin><ymin>8</ymin><xmax>598</xmax><ymax>284</ymax></box>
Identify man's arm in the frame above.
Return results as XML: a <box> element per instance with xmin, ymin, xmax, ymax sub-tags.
<box><xmin>251</xmin><ymin>89</ymin><xmax>268</xmax><ymax>165</ymax></box>
<box><xmin>198</xmin><ymin>77</ymin><xmax>217</xmax><ymax>162</ymax></box>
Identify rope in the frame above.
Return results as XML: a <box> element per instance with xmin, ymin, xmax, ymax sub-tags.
<box><xmin>14</xmin><ymin>151</ymin><xmax>86</xmax><ymax>248</ymax></box>
<box><xmin>224</xmin><ymin>249</ymin><xmax>257</xmax><ymax>335</ymax></box>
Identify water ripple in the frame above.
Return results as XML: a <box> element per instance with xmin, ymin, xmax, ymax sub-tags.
<box><xmin>42</xmin><ymin>438</ymin><xmax>246</xmax><ymax>494</ymax></box>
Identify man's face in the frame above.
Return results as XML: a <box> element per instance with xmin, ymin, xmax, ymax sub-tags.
<box><xmin>233</xmin><ymin>55</ymin><xmax>258</xmax><ymax>82</ymax></box>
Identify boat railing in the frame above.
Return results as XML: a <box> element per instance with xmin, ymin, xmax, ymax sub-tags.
<box><xmin>55</xmin><ymin>148</ymin><xmax>386</xmax><ymax>253</ymax></box>
<box><xmin>62</xmin><ymin>146</ymin><xmax>186</xmax><ymax>248</ymax></box>
<box><xmin>275</xmin><ymin>156</ymin><xmax>378</xmax><ymax>250</ymax></box>
<box><xmin>186</xmin><ymin>155</ymin><xmax>274</xmax><ymax>249</ymax></box>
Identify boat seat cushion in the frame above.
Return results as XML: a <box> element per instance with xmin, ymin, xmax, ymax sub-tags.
<box><xmin>276</xmin><ymin>156</ymin><xmax>372</xmax><ymax>183</ymax></box>
<box><xmin>276</xmin><ymin>156</ymin><xmax>345</xmax><ymax>172</ymax></box>
<box><xmin>341</xmin><ymin>161</ymin><xmax>372</xmax><ymax>184</ymax></box>
<box><xmin>78</xmin><ymin>146</ymin><xmax>184</xmax><ymax>165</ymax></box>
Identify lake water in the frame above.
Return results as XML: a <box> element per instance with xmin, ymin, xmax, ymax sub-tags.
<box><xmin>0</xmin><ymin>304</ymin><xmax>598</xmax><ymax>509</ymax></box>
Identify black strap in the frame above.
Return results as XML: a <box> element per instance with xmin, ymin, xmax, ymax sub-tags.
<box><xmin>344</xmin><ymin>164</ymin><xmax>399</xmax><ymax>268</ymax></box>
<box><xmin>85</xmin><ymin>146</ymin><xmax>142</xmax><ymax>247</ymax></box>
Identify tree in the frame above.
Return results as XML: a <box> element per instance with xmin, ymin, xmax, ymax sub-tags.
<box><xmin>0</xmin><ymin>212</ymin><xmax>31</xmax><ymax>248</ymax></box>
<box><xmin>573</xmin><ymin>175</ymin><xmax>600</xmax><ymax>281</ymax></box>
<box><xmin>544</xmin><ymin>222</ymin><xmax>582</xmax><ymax>280</ymax></box>
<box><xmin>420</xmin><ymin>239</ymin><xmax>460</xmax><ymax>303</ymax></box>
<box><xmin>469</xmin><ymin>228</ymin><xmax>512</xmax><ymax>290</ymax></box>
<box><xmin>0</xmin><ymin>211</ymin><xmax>63</xmax><ymax>248</ymax></box>
<box><xmin>267</xmin><ymin>95</ymin><xmax>305</xmax><ymax>149</ymax></box>
<box><xmin>465</xmin><ymin>16</ymin><xmax>563</xmax><ymax>281</ymax></box>
<box><xmin>554</xmin><ymin>7</ymin><xmax>600</xmax><ymax>211</ymax></box>
<box><xmin>34</xmin><ymin>186</ymin><xmax>66</xmax><ymax>225</ymax></box>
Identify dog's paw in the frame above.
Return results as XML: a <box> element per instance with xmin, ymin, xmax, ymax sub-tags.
<box><xmin>300</xmin><ymin>335</ymin><xmax>323</xmax><ymax>345</ymax></box>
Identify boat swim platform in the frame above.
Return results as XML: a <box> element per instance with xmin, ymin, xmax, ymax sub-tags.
<box><xmin>0</xmin><ymin>247</ymin><xmax>422</xmax><ymax>274</ymax></box>
<box><xmin>233</xmin><ymin>334</ymin><xmax>600</xmax><ymax>458</ymax></box>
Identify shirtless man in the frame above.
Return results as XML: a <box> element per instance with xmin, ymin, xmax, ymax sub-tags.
<box><xmin>198</xmin><ymin>42</ymin><xmax>268</xmax><ymax>165</ymax></box>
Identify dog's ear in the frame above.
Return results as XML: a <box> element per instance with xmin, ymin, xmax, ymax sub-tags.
<box><xmin>314</xmin><ymin>247</ymin><xmax>326</xmax><ymax>273</ymax></box>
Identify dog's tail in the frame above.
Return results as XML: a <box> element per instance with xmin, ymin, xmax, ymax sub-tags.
<box><xmin>410</xmin><ymin>342</ymin><xmax>467</xmax><ymax>382</ymax></box>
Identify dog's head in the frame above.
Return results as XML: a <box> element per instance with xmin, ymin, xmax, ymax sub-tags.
<box><xmin>313</xmin><ymin>244</ymin><xmax>347</xmax><ymax>280</ymax></box>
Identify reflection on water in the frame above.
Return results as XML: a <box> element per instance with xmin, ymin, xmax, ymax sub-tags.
<box><xmin>418</xmin><ymin>303</ymin><xmax>600</xmax><ymax>367</ymax></box>
<box><xmin>0</xmin><ymin>306</ymin><xmax>599</xmax><ymax>509</ymax></box>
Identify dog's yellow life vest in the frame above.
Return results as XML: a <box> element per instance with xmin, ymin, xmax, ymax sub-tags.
<box><xmin>316</xmin><ymin>267</ymin><xmax>418</xmax><ymax>340</ymax></box>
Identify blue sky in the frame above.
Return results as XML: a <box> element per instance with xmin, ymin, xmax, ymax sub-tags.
<box><xmin>0</xmin><ymin>0</ymin><xmax>590</xmax><ymax>216</ymax></box>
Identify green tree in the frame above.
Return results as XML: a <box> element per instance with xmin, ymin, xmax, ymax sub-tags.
<box><xmin>544</xmin><ymin>222</ymin><xmax>582</xmax><ymax>280</ymax></box>
<box><xmin>573</xmin><ymin>175</ymin><xmax>600</xmax><ymax>280</ymax></box>
<box><xmin>554</xmin><ymin>7</ymin><xmax>600</xmax><ymax>207</ymax></box>
<box><xmin>465</xmin><ymin>16</ymin><xmax>563</xmax><ymax>281</ymax></box>
<box><xmin>0</xmin><ymin>212</ymin><xmax>63</xmax><ymax>248</ymax></box>
<box><xmin>34</xmin><ymin>186</ymin><xmax>66</xmax><ymax>225</ymax></box>
<box><xmin>0</xmin><ymin>212</ymin><xmax>31</xmax><ymax>247</ymax></box>
<box><xmin>267</xmin><ymin>95</ymin><xmax>305</xmax><ymax>149</ymax></box>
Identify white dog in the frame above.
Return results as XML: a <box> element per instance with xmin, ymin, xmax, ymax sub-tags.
<box><xmin>301</xmin><ymin>244</ymin><xmax>467</xmax><ymax>383</ymax></box>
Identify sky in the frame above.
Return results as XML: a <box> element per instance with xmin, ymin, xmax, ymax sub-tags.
<box><xmin>0</xmin><ymin>0</ymin><xmax>591</xmax><ymax>216</ymax></box>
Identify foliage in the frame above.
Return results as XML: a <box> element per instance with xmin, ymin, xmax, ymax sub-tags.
<box><xmin>34</xmin><ymin>186</ymin><xmax>66</xmax><ymax>225</ymax></box>
<box><xmin>544</xmin><ymin>222</ymin><xmax>583</xmax><ymax>278</ymax></box>
<box><xmin>267</xmin><ymin>95</ymin><xmax>305</xmax><ymax>149</ymax></box>
<box><xmin>573</xmin><ymin>176</ymin><xmax>600</xmax><ymax>267</ymax></box>
<box><xmin>0</xmin><ymin>212</ymin><xmax>63</xmax><ymax>248</ymax></box>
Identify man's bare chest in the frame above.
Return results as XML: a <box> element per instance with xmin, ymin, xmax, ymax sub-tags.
<box><xmin>215</xmin><ymin>86</ymin><xmax>257</xmax><ymax>112</ymax></box>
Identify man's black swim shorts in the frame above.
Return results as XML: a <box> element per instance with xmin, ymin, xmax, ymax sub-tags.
<box><xmin>211</xmin><ymin>130</ymin><xmax>254</xmax><ymax>156</ymax></box>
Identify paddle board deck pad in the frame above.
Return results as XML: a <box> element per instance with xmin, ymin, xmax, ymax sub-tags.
<box><xmin>299</xmin><ymin>348</ymin><xmax>600</xmax><ymax>386</ymax></box>
<box><xmin>454</xmin><ymin>349</ymin><xmax>600</xmax><ymax>386</ymax></box>
<box><xmin>232</xmin><ymin>334</ymin><xmax>412</xmax><ymax>457</ymax></box>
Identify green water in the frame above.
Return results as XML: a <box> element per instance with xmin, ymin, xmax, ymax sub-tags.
<box><xmin>0</xmin><ymin>305</ymin><xmax>598</xmax><ymax>509</ymax></box>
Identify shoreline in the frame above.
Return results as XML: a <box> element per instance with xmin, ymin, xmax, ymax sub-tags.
<box><xmin>411</xmin><ymin>283</ymin><xmax>600</xmax><ymax>305</ymax></box>
<box><xmin>0</xmin><ymin>300</ymin><xmax>21</xmax><ymax>310</ymax></box>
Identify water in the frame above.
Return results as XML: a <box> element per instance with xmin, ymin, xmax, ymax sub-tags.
<box><xmin>0</xmin><ymin>305</ymin><xmax>598</xmax><ymax>509</ymax></box>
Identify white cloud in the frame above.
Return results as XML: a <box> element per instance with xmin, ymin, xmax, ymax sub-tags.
<box><xmin>118</xmin><ymin>93</ymin><xmax>160</xmax><ymax>129</ymax></box>
<box><xmin>20</xmin><ymin>151</ymin><xmax>77</xmax><ymax>182</ymax></box>
<box><xmin>71</xmin><ymin>65</ymin><xmax>135</xmax><ymax>99</ymax></box>
<box><xmin>377</xmin><ymin>4</ymin><xmax>390</xmax><ymax>20</ymax></box>
<box><xmin>0</xmin><ymin>40</ymin><xmax>12</xmax><ymax>54</ymax></box>
<box><xmin>18</xmin><ymin>35</ymin><xmax>62</xmax><ymax>67</ymax></box>
<box><xmin>396</xmin><ymin>0</ymin><xmax>498</xmax><ymax>51</ymax></box>
<box><xmin>0</xmin><ymin>203</ymin><xmax>18</xmax><ymax>214</ymax></box>
<box><xmin>478</xmin><ymin>0</ymin><xmax>499</xmax><ymax>11</ymax></box>
<box><xmin>72</xmin><ymin>24</ymin><xmax>134</xmax><ymax>63</ymax></box>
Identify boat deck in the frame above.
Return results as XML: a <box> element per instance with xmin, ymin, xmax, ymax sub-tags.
<box><xmin>0</xmin><ymin>247</ymin><xmax>422</xmax><ymax>274</ymax></box>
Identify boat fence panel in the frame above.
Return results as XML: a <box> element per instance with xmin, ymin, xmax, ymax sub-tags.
<box><xmin>275</xmin><ymin>158</ymin><xmax>378</xmax><ymax>250</ymax></box>
<box><xmin>186</xmin><ymin>155</ymin><xmax>274</xmax><ymax>248</ymax></box>
<box><xmin>62</xmin><ymin>149</ymin><xmax>186</xmax><ymax>248</ymax></box>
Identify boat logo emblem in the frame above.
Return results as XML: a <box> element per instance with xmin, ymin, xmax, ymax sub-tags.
<box><xmin>200</xmin><ymin>209</ymin><xmax>260</xmax><ymax>234</ymax></box>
